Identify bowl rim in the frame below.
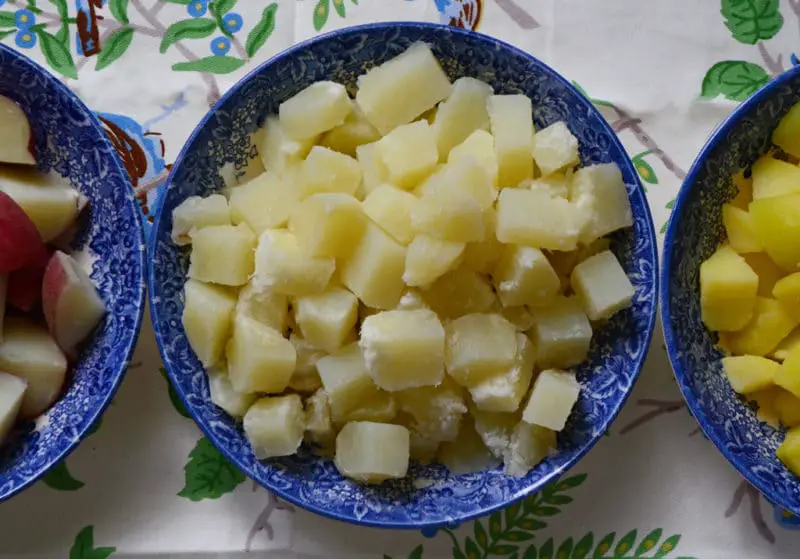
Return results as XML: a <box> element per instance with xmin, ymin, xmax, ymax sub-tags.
<box><xmin>0</xmin><ymin>43</ymin><xmax>147</xmax><ymax>503</ymax></box>
<box><xmin>660</xmin><ymin>64</ymin><xmax>800</xmax><ymax>513</ymax></box>
<box><xmin>149</xmin><ymin>20</ymin><xmax>659</xmax><ymax>529</ymax></box>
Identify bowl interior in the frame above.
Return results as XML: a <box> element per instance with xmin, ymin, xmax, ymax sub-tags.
<box><xmin>150</xmin><ymin>23</ymin><xmax>658</xmax><ymax>528</ymax></box>
<box><xmin>663</xmin><ymin>67</ymin><xmax>800</xmax><ymax>513</ymax></box>
<box><xmin>0</xmin><ymin>45</ymin><xmax>146</xmax><ymax>502</ymax></box>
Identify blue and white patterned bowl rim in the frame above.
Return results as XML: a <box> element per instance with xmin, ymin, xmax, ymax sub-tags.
<box><xmin>149</xmin><ymin>22</ymin><xmax>659</xmax><ymax>528</ymax></box>
<box><xmin>661</xmin><ymin>64</ymin><xmax>800</xmax><ymax>512</ymax></box>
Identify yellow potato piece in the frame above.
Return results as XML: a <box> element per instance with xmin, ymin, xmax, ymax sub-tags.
<box><xmin>487</xmin><ymin>94</ymin><xmax>534</xmax><ymax>186</ymax></box>
<box><xmin>722</xmin><ymin>355</ymin><xmax>779</xmax><ymax>394</ymax></box>
<box><xmin>723</xmin><ymin>204</ymin><xmax>762</xmax><ymax>254</ymax></box>
<box><xmin>751</xmin><ymin>156</ymin><xmax>800</xmax><ymax>200</ymax></box>
<box><xmin>773</xmin><ymin>273</ymin><xmax>800</xmax><ymax>320</ymax></box>
<box><xmin>188</xmin><ymin>224</ymin><xmax>255</xmax><ymax>286</ymax></box>
<box><xmin>376</xmin><ymin>120</ymin><xmax>439</xmax><ymax>190</ymax></box>
<box><xmin>773</xmin><ymin>101</ymin><xmax>800</xmax><ymax>158</ymax></box>
<box><xmin>700</xmin><ymin>246</ymin><xmax>758</xmax><ymax>332</ymax></box>
<box><xmin>182</xmin><ymin>279</ymin><xmax>236</xmax><ymax>368</ymax></box>
<box><xmin>750</xmin><ymin>193</ymin><xmax>800</xmax><ymax>270</ymax></box>
<box><xmin>727</xmin><ymin>297</ymin><xmax>798</xmax><ymax>356</ymax></box>
<box><xmin>777</xmin><ymin>426</ymin><xmax>800</xmax><ymax>476</ymax></box>
<box><xmin>290</xmin><ymin>193</ymin><xmax>365</xmax><ymax>258</ymax></box>
<box><xmin>362</xmin><ymin>184</ymin><xmax>417</xmax><ymax>245</ymax></box>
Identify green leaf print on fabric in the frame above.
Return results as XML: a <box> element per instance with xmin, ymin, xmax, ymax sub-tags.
<box><xmin>178</xmin><ymin>437</ymin><xmax>245</xmax><ymax>501</ymax></box>
<box><xmin>35</xmin><ymin>28</ymin><xmax>77</xmax><ymax>78</ymax></box>
<box><xmin>95</xmin><ymin>27</ymin><xmax>134</xmax><ymax>70</ymax></box>
<box><xmin>160</xmin><ymin>367</ymin><xmax>191</xmax><ymax>418</ymax></box>
<box><xmin>721</xmin><ymin>0</ymin><xmax>783</xmax><ymax>45</ymax></box>
<box><xmin>632</xmin><ymin>151</ymin><xmax>659</xmax><ymax>185</ymax></box>
<box><xmin>109</xmin><ymin>0</ymin><xmax>129</xmax><ymax>24</ymax></box>
<box><xmin>172</xmin><ymin>54</ymin><xmax>245</xmax><ymax>74</ymax></box>
<box><xmin>70</xmin><ymin>526</ymin><xmax>116</xmax><ymax>559</ymax></box>
<box><xmin>701</xmin><ymin>61</ymin><xmax>770</xmax><ymax>101</ymax></box>
<box><xmin>210</xmin><ymin>0</ymin><xmax>236</xmax><ymax>38</ymax></box>
<box><xmin>42</xmin><ymin>460</ymin><xmax>84</xmax><ymax>491</ymax></box>
<box><xmin>313</xmin><ymin>0</ymin><xmax>330</xmax><ymax>31</ymax></box>
<box><xmin>245</xmin><ymin>3</ymin><xmax>277</xmax><ymax>58</ymax></box>
<box><xmin>0</xmin><ymin>9</ymin><xmax>16</xmax><ymax>26</ymax></box>
<box><xmin>159</xmin><ymin>18</ymin><xmax>216</xmax><ymax>53</ymax></box>
<box><xmin>661</xmin><ymin>198</ymin><xmax>676</xmax><ymax>234</ymax></box>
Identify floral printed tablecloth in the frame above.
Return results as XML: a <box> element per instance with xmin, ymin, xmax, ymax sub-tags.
<box><xmin>1</xmin><ymin>0</ymin><xmax>799</xmax><ymax>557</ymax></box>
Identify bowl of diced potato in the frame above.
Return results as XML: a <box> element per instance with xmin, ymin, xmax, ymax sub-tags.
<box><xmin>150</xmin><ymin>22</ymin><xmax>658</xmax><ymax>527</ymax></box>
<box><xmin>662</xmin><ymin>65</ymin><xmax>800</xmax><ymax>514</ymax></box>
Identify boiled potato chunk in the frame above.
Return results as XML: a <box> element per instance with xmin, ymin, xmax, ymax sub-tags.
<box><xmin>339</xmin><ymin>221</ymin><xmax>406</xmax><ymax>309</ymax></box>
<box><xmin>497</xmin><ymin>304</ymin><xmax>536</xmax><ymax>332</ymax></box>
<box><xmin>355</xmin><ymin>142</ymin><xmax>387</xmax><ymax>196</ymax></box>
<box><xmin>750</xmin><ymin>388</ymin><xmax>781</xmax><ymax>427</ymax></box>
<box><xmin>416</xmin><ymin>157</ymin><xmax>497</xmax><ymax>210</ymax></box>
<box><xmin>288</xmin><ymin>333</ymin><xmax>324</xmax><ymax>393</ymax></box>
<box><xmin>773</xmin><ymin>273</ymin><xmax>800</xmax><ymax>320</ymax></box>
<box><xmin>504</xmin><ymin>421</ymin><xmax>555</xmax><ymax>477</ymax></box>
<box><xmin>433</xmin><ymin>77</ymin><xmax>493</xmax><ymax>159</ymax></box>
<box><xmin>226</xmin><ymin>313</ymin><xmax>296</xmax><ymax>394</ymax></box>
<box><xmin>360</xmin><ymin>309</ymin><xmax>445</xmax><ymax>391</ymax></box>
<box><xmin>299</xmin><ymin>146</ymin><xmax>362</xmax><ymax>197</ymax></box>
<box><xmin>244</xmin><ymin>394</ymin><xmax>305</xmax><ymax>459</ymax></box>
<box><xmin>722</xmin><ymin>355</ymin><xmax>780</xmax><ymax>394</ymax></box>
<box><xmin>294</xmin><ymin>287</ymin><xmax>358</xmax><ymax>352</ymax></box>
<box><xmin>571</xmin><ymin>250</ymin><xmax>635</xmax><ymax>321</ymax></box>
<box><xmin>171</xmin><ymin>194</ymin><xmax>230</xmax><ymax>245</ymax></box>
<box><xmin>403</xmin><ymin>235</ymin><xmax>464</xmax><ymax>287</ymax></box>
<box><xmin>290</xmin><ymin>193</ymin><xmax>365</xmax><ymax>258</ymax></box>
<box><xmin>750</xmin><ymin>193</ymin><xmax>800</xmax><ymax>270</ymax></box>
<box><xmin>492</xmin><ymin>245</ymin><xmax>560</xmax><ymax>308</ymax></box>
<box><xmin>183</xmin><ymin>278</ymin><xmax>236</xmax><ymax>368</ymax></box>
<box><xmin>279</xmin><ymin>81</ymin><xmax>352</xmax><ymax>140</ymax></box>
<box><xmin>335</xmin><ymin>421</ymin><xmax>410</xmax><ymax>483</ymax></box>
<box><xmin>258</xmin><ymin>116</ymin><xmax>317</xmax><ymax>176</ymax></box>
<box><xmin>0</xmin><ymin>372</ymin><xmax>25</xmax><ymax>444</ymax></box>
<box><xmin>751</xmin><ymin>157</ymin><xmax>800</xmax><ymax>200</ymax></box>
<box><xmin>531</xmin><ymin>121</ymin><xmax>579</xmax><ymax>176</ymax></box>
<box><xmin>496</xmin><ymin>187</ymin><xmax>584</xmax><ymax>251</ymax></box>
<box><xmin>437</xmin><ymin>416</ymin><xmax>499</xmax><ymax>475</ymax></box>
<box><xmin>777</xmin><ymin>426</ymin><xmax>800</xmax><ymax>476</ymax></box>
<box><xmin>229</xmin><ymin>172</ymin><xmax>298</xmax><ymax>233</ymax></box>
<box><xmin>471</xmin><ymin>409</ymin><xmax>517</xmax><ymax>459</ymax></box>
<box><xmin>469</xmin><ymin>333</ymin><xmax>535</xmax><ymax>412</ymax></box>
<box><xmin>570</xmin><ymin>163</ymin><xmax>633</xmax><ymax>245</ymax></box>
<box><xmin>207</xmin><ymin>362</ymin><xmax>257</xmax><ymax>418</ymax></box>
<box><xmin>235</xmin><ymin>281</ymin><xmax>288</xmax><ymax>334</ymax></box>
<box><xmin>527</xmin><ymin>173</ymin><xmax>570</xmax><ymax>199</ymax></box>
<box><xmin>362</xmin><ymin>184</ymin><xmax>417</xmax><ymax>245</ymax></box>
<box><xmin>726</xmin><ymin>297</ymin><xmax>798</xmax><ymax>356</ymax></box>
<box><xmin>522</xmin><ymin>369</ymin><xmax>580</xmax><ymax>431</ymax></box>
<box><xmin>449</xmin><ymin>130</ymin><xmax>498</xmax><ymax>186</ymax></box>
<box><xmin>356</xmin><ymin>42</ymin><xmax>452</xmax><ymax>135</ymax></box>
<box><xmin>376</xmin><ymin>121</ymin><xmax>438</xmax><ymax>189</ymax></box>
<box><xmin>396</xmin><ymin>377</ymin><xmax>467</xmax><ymax>442</ymax></box>
<box><xmin>776</xmin><ymin>389</ymin><xmax>800</xmax><ymax>427</ymax></box>
<box><xmin>253</xmin><ymin>230</ymin><xmax>335</xmax><ymax>297</ymax></box>
<box><xmin>316</xmin><ymin>343</ymin><xmax>383</xmax><ymax>423</ymax></box>
<box><xmin>422</xmin><ymin>268</ymin><xmax>495</xmax><ymax>319</ymax></box>
<box><xmin>531</xmin><ymin>296</ymin><xmax>592</xmax><ymax>369</ymax></box>
<box><xmin>304</xmin><ymin>388</ymin><xmax>335</xmax><ymax>447</ymax></box>
<box><xmin>776</xmin><ymin>347</ymin><xmax>800</xmax><ymax>398</ymax></box>
<box><xmin>745</xmin><ymin>251</ymin><xmax>783</xmax><ymax>298</ymax></box>
<box><xmin>773</xmin><ymin>102</ymin><xmax>800</xmax><ymax>158</ymax></box>
<box><xmin>412</xmin><ymin>184</ymin><xmax>484</xmax><ymax>242</ymax></box>
<box><xmin>700</xmin><ymin>245</ymin><xmax>758</xmax><ymax>331</ymax></box>
<box><xmin>730</xmin><ymin>171</ymin><xmax>753</xmax><ymax>209</ymax></box>
<box><xmin>487</xmin><ymin>94</ymin><xmax>534</xmax><ymax>186</ymax></box>
<box><xmin>772</xmin><ymin>327</ymin><xmax>800</xmax><ymax>362</ymax></box>
<box><xmin>321</xmin><ymin>104</ymin><xmax>381</xmax><ymax>157</ymax></box>
<box><xmin>188</xmin><ymin>224</ymin><xmax>255</xmax><ymax>286</ymax></box>
<box><xmin>723</xmin><ymin>204</ymin><xmax>762</xmax><ymax>254</ymax></box>
<box><xmin>346</xmin><ymin>390</ymin><xmax>397</xmax><ymax>423</ymax></box>
<box><xmin>461</xmin><ymin>208</ymin><xmax>502</xmax><ymax>274</ymax></box>
<box><xmin>397</xmin><ymin>289</ymin><xmax>428</xmax><ymax>311</ymax></box>
<box><xmin>445</xmin><ymin>313</ymin><xmax>518</xmax><ymax>386</ymax></box>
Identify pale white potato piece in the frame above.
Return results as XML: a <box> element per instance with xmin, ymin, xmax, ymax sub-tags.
<box><xmin>253</xmin><ymin>230</ymin><xmax>335</xmax><ymax>297</ymax></box>
<box><xmin>294</xmin><ymin>287</ymin><xmax>358</xmax><ymax>353</ymax></box>
<box><xmin>321</xmin><ymin>103</ymin><xmax>381</xmax><ymax>157</ymax></box>
<box><xmin>461</xmin><ymin>208</ymin><xmax>502</xmax><ymax>274</ymax></box>
<box><xmin>356</xmin><ymin>42</ymin><xmax>452</xmax><ymax>135</ymax></box>
<box><xmin>570</xmin><ymin>163</ymin><xmax>633</xmax><ymax>245</ymax></box>
<box><xmin>288</xmin><ymin>333</ymin><xmax>325</xmax><ymax>393</ymax></box>
<box><xmin>172</xmin><ymin>194</ymin><xmax>230</xmax><ymax>245</ymax></box>
<box><xmin>304</xmin><ymin>388</ymin><xmax>335</xmax><ymax>447</ymax></box>
<box><xmin>496</xmin><ymin>304</ymin><xmax>536</xmax><ymax>332</ymax></box>
<box><xmin>235</xmin><ymin>281</ymin><xmax>289</xmax><ymax>334</ymax></box>
<box><xmin>299</xmin><ymin>146</ymin><xmax>363</xmax><ymax>198</ymax></box>
<box><xmin>279</xmin><ymin>81</ymin><xmax>352</xmax><ymax>140</ymax></box>
<box><xmin>0</xmin><ymin>372</ymin><xmax>26</xmax><ymax>445</ymax></box>
<box><xmin>376</xmin><ymin>120</ymin><xmax>438</xmax><ymax>190</ymax></box>
<box><xmin>433</xmin><ymin>77</ymin><xmax>493</xmax><ymax>159</ymax></box>
<box><xmin>493</xmin><ymin>245</ymin><xmax>560</xmax><ymax>308</ymax></box>
<box><xmin>531</xmin><ymin>121</ymin><xmax>579</xmax><ymax>176</ymax></box>
<box><xmin>360</xmin><ymin>309</ymin><xmax>445</xmax><ymax>391</ymax></box>
<box><xmin>182</xmin><ymin>278</ymin><xmax>236</xmax><ymax>368</ymax></box>
<box><xmin>188</xmin><ymin>224</ymin><xmax>255</xmax><ymax>286</ymax></box>
<box><xmin>571</xmin><ymin>250</ymin><xmax>635</xmax><ymax>321</ymax></box>
<box><xmin>422</xmin><ymin>268</ymin><xmax>495</xmax><ymax>319</ymax></box>
<box><xmin>522</xmin><ymin>369</ymin><xmax>580</xmax><ymax>431</ymax></box>
<box><xmin>258</xmin><ymin>116</ymin><xmax>317</xmax><ymax>176</ymax></box>
<box><xmin>244</xmin><ymin>394</ymin><xmax>305</xmax><ymax>459</ymax></box>
<box><xmin>395</xmin><ymin>377</ymin><xmax>467</xmax><ymax>442</ymax></box>
<box><xmin>471</xmin><ymin>408</ymin><xmax>517</xmax><ymax>459</ymax></box>
<box><xmin>449</xmin><ymin>129</ymin><xmax>498</xmax><ymax>186</ymax></box>
<box><xmin>416</xmin><ymin>157</ymin><xmax>497</xmax><ymax>211</ymax></box>
<box><xmin>290</xmin><ymin>193</ymin><xmax>365</xmax><ymax>258</ymax></box>
<box><xmin>229</xmin><ymin>171</ymin><xmax>299</xmax><ymax>233</ymax></box>
<box><xmin>412</xmin><ymin>183</ymin><xmax>484</xmax><ymax>242</ymax></box>
<box><xmin>316</xmin><ymin>343</ymin><xmax>383</xmax><ymax>424</ymax></box>
<box><xmin>403</xmin><ymin>235</ymin><xmax>464</xmax><ymax>287</ymax></box>
<box><xmin>345</xmin><ymin>390</ymin><xmax>397</xmax><ymax>423</ymax></box>
<box><xmin>530</xmin><ymin>296</ymin><xmax>593</xmax><ymax>369</ymax></box>
<box><xmin>445</xmin><ymin>313</ymin><xmax>518</xmax><ymax>386</ymax></box>
<box><xmin>339</xmin><ymin>221</ymin><xmax>406</xmax><ymax>309</ymax></box>
<box><xmin>335</xmin><ymin>421</ymin><xmax>410</xmax><ymax>483</ymax></box>
<box><xmin>487</xmin><ymin>94</ymin><xmax>534</xmax><ymax>186</ymax></box>
<box><xmin>207</xmin><ymin>362</ymin><xmax>257</xmax><ymax>419</ymax></box>
<box><xmin>526</xmin><ymin>172</ymin><xmax>571</xmax><ymax>199</ymax></box>
<box><xmin>504</xmin><ymin>421</ymin><xmax>555</xmax><ymax>477</ymax></box>
<box><xmin>437</xmin><ymin>416</ymin><xmax>499</xmax><ymax>475</ymax></box>
<box><xmin>226</xmin><ymin>313</ymin><xmax>296</xmax><ymax>394</ymax></box>
<box><xmin>469</xmin><ymin>333</ymin><xmax>535</xmax><ymax>412</ymax></box>
<box><xmin>355</xmin><ymin>142</ymin><xmax>388</xmax><ymax>197</ymax></box>
<box><xmin>496</xmin><ymin>187</ymin><xmax>585</xmax><ymax>251</ymax></box>
<box><xmin>396</xmin><ymin>289</ymin><xmax>428</xmax><ymax>311</ymax></box>
<box><xmin>362</xmin><ymin>184</ymin><xmax>417</xmax><ymax>245</ymax></box>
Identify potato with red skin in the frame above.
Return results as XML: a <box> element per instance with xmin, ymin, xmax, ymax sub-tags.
<box><xmin>7</xmin><ymin>248</ymin><xmax>52</xmax><ymax>311</ymax></box>
<box><xmin>0</xmin><ymin>191</ymin><xmax>46</xmax><ymax>272</ymax></box>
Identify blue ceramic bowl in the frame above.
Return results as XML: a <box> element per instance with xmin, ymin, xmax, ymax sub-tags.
<box><xmin>0</xmin><ymin>46</ymin><xmax>146</xmax><ymax>502</ymax></box>
<box><xmin>150</xmin><ymin>22</ymin><xmax>658</xmax><ymax>528</ymax></box>
<box><xmin>662</xmin><ymin>67</ymin><xmax>800</xmax><ymax>514</ymax></box>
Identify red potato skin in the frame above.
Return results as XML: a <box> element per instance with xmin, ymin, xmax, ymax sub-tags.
<box><xmin>40</xmin><ymin>252</ymin><xmax>65</xmax><ymax>336</ymax></box>
<box><xmin>7</xmin><ymin>248</ymin><xmax>52</xmax><ymax>311</ymax></box>
<box><xmin>0</xmin><ymin>191</ymin><xmax>46</xmax><ymax>272</ymax></box>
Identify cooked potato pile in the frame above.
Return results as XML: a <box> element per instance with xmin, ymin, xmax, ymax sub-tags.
<box><xmin>702</xmin><ymin>100</ymin><xmax>800</xmax><ymax>477</ymax></box>
<box><xmin>176</xmin><ymin>43</ymin><xmax>636</xmax><ymax>483</ymax></box>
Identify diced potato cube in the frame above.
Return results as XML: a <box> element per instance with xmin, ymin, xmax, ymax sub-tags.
<box><xmin>229</xmin><ymin>172</ymin><xmax>299</xmax><ymax>233</ymax></box>
<box><xmin>723</xmin><ymin>204</ymin><xmax>762</xmax><ymax>254</ymax></box>
<box><xmin>446</xmin><ymin>313</ymin><xmax>518</xmax><ymax>386</ymax></box>
<box><xmin>774</xmin><ymin>273</ymin><xmax>800</xmax><ymax>320</ymax></box>
<box><xmin>437</xmin><ymin>416</ymin><xmax>499</xmax><ymax>475</ymax></box>
<box><xmin>750</xmin><ymin>388</ymin><xmax>781</xmax><ymax>427</ymax></box>
<box><xmin>700</xmin><ymin>246</ymin><xmax>759</xmax><ymax>331</ymax></box>
<box><xmin>751</xmin><ymin>156</ymin><xmax>800</xmax><ymax>200</ymax></box>
<box><xmin>355</xmin><ymin>142</ymin><xmax>388</xmax><ymax>197</ymax></box>
<box><xmin>487</xmin><ymin>95</ymin><xmax>534</xmax><ymax>186</ymax></box>
<box><xmin>339</xmin><ymin>221</ymin><xmax>407</xmax><ymax>309</ymax></box>
<box><xmin>526</xmin><ymin>173</ymin><xmax>570</xmax><ymax>199</ymax></box>
<box><xmin>416</xmin><ymin>157</ymin><xmax>497</xmax><ymax>210</ymax></box>
<box><xmin>413</xmin><ymin>184</ymin><xmax>484</xmax><ymax>242</ymax></box>
<box><xmin>776</xmin><ymin>347</ymin><xmax>800</xmax><ymax>398</ymax></box>
<box><xmin>530</xmin><ymin>296</ymin><xmax>593</xmax><ymax>369</ymax></box>
<box><xmin>288</xmin><ymin>333</ymin><xmax>324</xmax><ymax>393</ymax></box>
<box><xmin>376</xmin><ymin>121</ymin><xmax>438</xmax><ymax>190</ymax></box>
<box><xmin>469</xmin><ymin>333</ymin><xmax>535</xmax><ymax>412</ymax></box>
<box><xmin>496</xmin><ymin>187</ymin><xmax>584</xmax><ymax>251</ymax></box>
<box><xmin>731</xmin><ymin>171</ymin><xmax>753</xmax><ymax>209</ymax></box>
<box><xmin>258</xmin><ymin>116</ymin><xmax>317</xmax><ymax>176</ymax></box>
<box><xmin>744</xmin><ymin>252</ymin><xmax>783</xmax><ymax>297</ymax></box>
<box><xmin>356</xmin><ymin>42</ymin><xmax>452</xmax><ymax>135</ymax></box>
<box><xmin>226</xmin><ymin>313</ymin><xmax>296</xmax><ymax>394</ymax></box>
<box><xmin>188</xmin><ymin>224</ymin><xmax>255</xmax><ymax>286</ymax></box>
<box><xmin>253</xmin><ymin>230</ymin><xmax>335</xmax><ymax>296</ymax></box>
<box><xmin>243</xmin><ymin>394</ymin><xmax>305</xmax><ymax>459</ymax></box>
<box><xmin>773</xmin><ymin>102</ymin><xmax>800</xmax><ymax>158</ymax></box>
<box><xmin>570</xmin><ymin>163</ymin><xmax>633</xmax><ymax>245</ymax></box>
<box><xmin>397</xmin><ymin>289</ymin><xmax>428</xmax><ymax>311</ymax></box>
<box><xmin>433</xmin><ymin>77</ymin><xmax>493</xmax><ymax>159</ymax></box>
<box><xmin>0</xmin><ymin>372</ymin><xmax>25</xmax><ymax>445</ymax></box>
<box><xmin>750</xmin><ymin>193</ymin><xmax>800</xmax><ymax>270</ymax></box>
<box><xmin>172</xmin><ymin>194</ymin><xmax>230</xmax><ymax>245</ymax></box>
<box><xmin>727</xmin><ymin>297</ymin><xmax>798</xmax><ymax>356</ymax></box>
<box><xmin>493</xmin><ymin>245</ymin><xmax>560</xmax><ymax>308</ymax></box>
<box><xmin>207</xmin><ymin>362</ymin><xmax>257</xmax><ymax>418</ymax></box>
<box><xmin>299</xmin><ymin>146</ymin><xmax>363</xmax><ymax>198</ymax></box>
<box><xmin>316</xmin><ymin>344</ymin><xmax>383</xmax><ymax>423</ymax></box>
<box><xmin>504</xmin><ymin>421</ymin><xmax>555</xmax><ymax>477</ymax></box>
<box><xmin>345</xmin><ymin>390</ymin><xmax>397</xmax><ymax>423</ymax></box>
<box><xmin>362</xmin><ymin>184</ymin><xmax>417</xmax><ymax>245</ymax></box>
<box><xmin>532</xmin><ymin>121</ymin><xmax>579</xmax><ymax>176</ymax></box>
<box><xmin>571</xmin><ymin>250</ymin><xmax>635</xmax><ymax>321</ymax></box>
<box><xmin>497</xmin><ymin>304</ymin><xmax>536</xmax><ymax>332</ymax></box>
<box><xmin>304</xmin><ymin>388</ymin><xmax>335</xmax><ymax>447</ymax></box>
<box><xmin>771</xmin><ymin>327</ymin><xmax>800</xmax><ymax>362</ymax></box>
<box><xmin>403</xmin><ymin>235</ymin><xmax>464</xmax><ymax>287</ymax></box>
<box><xmin>182</xmin><ymin>279</ymin><xmax>236</xmax><ymax>367</ymax></box>
<box><xmin>461</xmin><ymin>208</ymin><xmax>502</xmax><ymax>274</ymax></box>
<box><xmin>335</xmin><ymin>421</ymin><xmax>410</xmax><ymax>483</ymax></box>
<box><xmin>471</xmin><ymin>409</ymin><xmax>517</xmax><ymax>459</ymax></box>
<box><xmin>294</xmin><ymin>287</ymin><xmax>358</xmax><ymax>352</ymax></box>
<box><xmin>235</xmin><ymin>281</ymin><xmax>288</xmax><ymax>333</ymax></box>
<box><xmin>396</xmin><ymin>377</ymin><xmax>467</xmax><ymax>442</ymax></box>
<box><xmin>449</xmin><ymin>130</ymin><xmax>499</xmax><ymax>186</ymax></box>
<box><xmin>360</xmin><ymin>309</ymin><xmax>445</xmax><ymax>390</ymax></box>
<box><xmin>279</xmin><ymin>81</ymin><xmax>352</xmax><ymax>140</ymax></box>
<box><xmin>777</xmin><ymin>426</ymin><xmax>800</xmax><ymax>475</ymax></box>
<box><xmin>289</xmin><ymin>193</ymin><xmax>365</xmax><ymax>258</ymax></box>
<box><xmin>522</xmin><ymin>369</ymin><xmax>580</xmax><ymax>430</ymax></box>
<box><xmin>321</xmin><ymin>103</ymin><xmax>381</xmax><ymax>157</ymax></box>
<box><xmin>422</xmin><ymin>268</ymin><xmax>495</xmax><ymax>319</ymax></box>
<box><xmin>722</xmin><ymin>355</ymin><xmax>780</xmax><ymax>394</ymax></box>
<box><xmin>776</xmin><ymin>389</ymin><xmax>800</xmax><ymax>427</ymax></box>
